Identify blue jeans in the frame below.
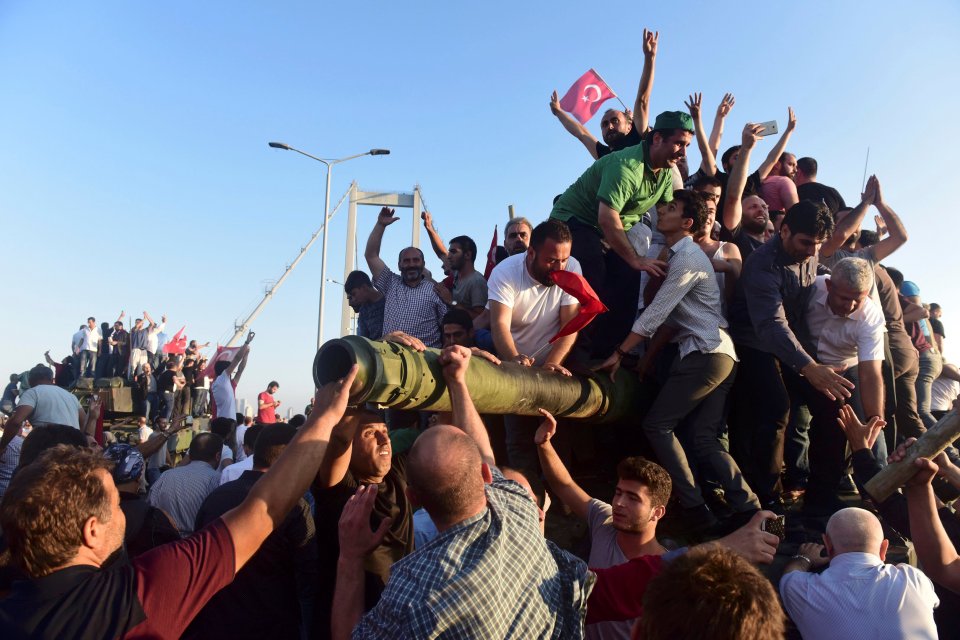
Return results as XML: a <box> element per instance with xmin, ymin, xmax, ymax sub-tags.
<box><xmin>916</xmin><ymin>350</ymin><xmax>943</xmax><ymax>429</ymax></box>
<box><xmin>143</xmin><ymin>391</ymin><xmax>159</xmax><ymax>420</ymax></box>
<box><xmin>79</xmin><ymin>350</ymin><xmax>97</xmax><ymax>378</ymax></box>
<box><xmin>160</xmin><ymin>391</ymin><xmax>176</xmax><ymax>420</ymax></box>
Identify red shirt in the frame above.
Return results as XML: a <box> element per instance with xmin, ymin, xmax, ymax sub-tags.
<box><xmin>586</xmin><ymin>555</ymin><xmax>664</xmax><ymax>624</ymax></box>
<box><xmin>257</xmin><ymin>392</ymin><xmax>276</xmax><ymax>424</ymax></box>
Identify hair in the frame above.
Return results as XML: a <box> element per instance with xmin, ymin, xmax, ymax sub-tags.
<box><xmin>692</xmin><ymin>174</ymin><xmax>722</xmax><ymax>191</ymax></box>
<box><xmin>9</xmin><ymin>373</ymin><xmax>19</xmax><ymax>383</ymax></box>
<box><xmin>797</xmin><ymin>156</ymin><xmax>818</xmax><ymax>178</ymax></box>
<box><xmin>930</xmin><ymin>303</ymin><xmax>941</xmax><ymax>312</ymax></box>
<box><xmin>782</xmin><ymin>200</ymin><xmax>834</xmax><ymax>239</ymax></box>
<box><xmin>289</xmin><ymin>414</ymin><xmax>307</xmax><ymax>428</ymax></box>
<box><xmin>778</xmin><ymin>151</ymin><xmax>794</xmax><ymax>164</ymax></box>
<box><xmin>165</xmin><ymin>359</ymin><xmax>177</xmax><ymax>370</ymax></box>
<box><xmin>831</xmin><ymin>257</ymin><xmax>874</xmax><ymax>293</ymax></box>
<box><xmin>214</xmin><ymin>360</ymin><xmax>231</xmax><ymax>376</ymax></box>
<box><xmin>442</xmin><ymin>308</ymin><xmax>474</xmax><ymax>331</ymax></box>
<box><xmin>617</xmin><ymin>457</ymin><xmax>672</xmax><ymax>507</ymax></box>
<box><xmin>399</xmin><ymin>246</ymin><xmax>425</xmax><ymax>262</ymax></box>
<box><xmin>267</xmin><ymin>380</ymin><xmax>279</xmax><ymax>390</ymax></box>
<box><xmin>189</xmin><ymin>432</ymin><xmax>224</xmax><ymax>463</ymax></box>
<box><xmin>344</xmin><ymin>270</ymin><xmax>373</xmax><ymax>293</ymax></box>
<box><xmin>721</xmin><ymin>145</ymin><xmax>741</xmax><ymax>169</ymax></box>
<box><xmin>253</xmin><ymin>424</ymin><xmax>297</xmax><ymax>469</ymax></box>
<box><xmin>639</xmin><ymin>546</ymin><xmax>785</xmax><ymax>640</ymax></box>
<box><xmin>243</xmin><ymin>415</ymin><xmax>254</xmax><ymax>426</ymax></box>
<box><xmin>530</xmin><ymin>219</ymin><xmax>572</xmax><ymax>252</ymax></box>
<box><xmin>671</xmin><ymin>189</ymin><xmax>708</xmax><ymax>235</ymax></box>
<box><xmin>1</xmin><ymin>446</ymin><xmax>114</xmax><ymax>577</ymax></box>
<box><xmin>449</xmin><ymin>235</ymin><xmax>478</xmax><ymax>262</ymax></box>
<box><xmin>18</xmin><ymin>424</ymin><xmax>89</xmax><ymax>470</ymax></box>
<box><xmin>884</xmin><ymin>266</ymin><xmax>904</xmax><ymax>289</ymax></box>
<box><xmin>505</xmin><ymin>217</ymin><xmax>532</xmax><ymax>235</ymax></box>
<box><xmin>209</xmin><ymin>417</ymin><xmax>236</xmax><ymax>440</ymax></box>
<box><xmin>858</xmin><ymin>229</ymin><xmax>879</xmax><ymax>247</ymax></box>
<box><xmin>27</xmin><ymin>364</ymin><xmax>54</xmax><ymax>387</ymax></box>
<box><xmin>406</xmin><ymin>427</ymin><xmax>486</xmax><ymax>527</ymax></box>
<box><xmin>243</xmin><ymin>423</ymin><xmax>265</xmax><ymax>449</ymax></box>
<box><xmin>87</xmin><ymin>317</ymin><xmax>95</xmax><ymax>323</ymax></box>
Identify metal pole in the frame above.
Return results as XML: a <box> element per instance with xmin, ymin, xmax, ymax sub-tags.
<box><xmin>508</xmin><ymin>204</ymin><xmax>515</xmax><ymax>220</ymax></box>
<box><xmin>340</xmin><ymin>181</ymin><xmax>359</xmax><ymax>337</ymax></box>
<box><xmin>318</xmin><ymin>162</ymin><xmax>333</xmax><ymax>349</ymax></box>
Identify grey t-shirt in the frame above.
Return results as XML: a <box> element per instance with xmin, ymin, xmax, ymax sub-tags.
<box><xmin>18</xmin><ymin>384</ymin><xmax>81</xmax><ymax>428</ymax></box>
<box><xmin>586</xmin><ymin>499</ymin><xmax>633</xmax><ymax>640</ymax></box>
<box><xmin>452</xmin><ymin>270</ymin><xmax>488</xmax><ymax>310</ymax></box>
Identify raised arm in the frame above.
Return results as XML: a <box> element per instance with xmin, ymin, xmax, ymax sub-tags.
<box><xmin>685</xmin><ymin>92</ymin><xmax>716</xmax><ymax>176</ymax></box>
<box><xmin>820</xmin><ymin>178</ymin><xmax>875</xmax><ymax>259</ymax></box>
<box><xmin>44</xmin><ymin>350</ymin><xmax>57</xmax><ymax>367</ymax></box>
<box><xmin>364</xmin><ymin>207</ymin><xmax>398</xmax><ymax>281</ymax></box>
<box><xmin>708</xmin><ymin>93</ymin><xmax>735</xmax><ymax>157</ymax></box>
<box><xmin>535</xmin><ymin>409</ymin><xmax>591</xmax><ymax>519</ymax></box>
<box><xmin>420</xmin><ymin>211</ymin><xmax>448</xmax><ymax>260</ymax></box>
<box><xmin>632</xmin><ymin>29</ymin><xmax>658</xmax><ymax>134</ymax></box>
<box><xmin>722</xmin><ymin>123</ymin><xmax>763</xmax><ymax>232</ymax></box>
<box><xmin>439</xmin><ymin>345</ymin><xmax>495</xmax><ymax>466</ymax></box>
<box><xmin>755</xmin><ymin>107</ymin><xmax>797</xmax><ymax>181</ymax></box>
<box><xmin>870</xmin><ymin>177</ymin><xmax>909</xmax><ymax>261</ymax></box>
<box><xmin>314</xmin><ymin>411</ymin><xmax>363</xmax><ymax>489</ymax></box>
<box><xmin>143</xmin><ymin>311</ymin><xmax>155</xmax><ymax>327</ymax></box>
<box><xmin>222</xmin><ymin>365</ymin><xmax>357</xmax><ymax>572</ymax></box>
<box><xmin>137</xmin><ymin>414</ymin><xmax>190</xmax><ymax>460</ymax></box>
<box><xmin>550</xmin><ymin>91</ymin><xmax>600</xmax><ymax>160</ymax></box>
<box><xmin>115</xmin><ymin>310</ymin><xmax>125</xmax><ymax>326</ymax></box>
<box><xmin>905</xmin><ymin>457</ymin><xmax>960</xmax><ymax>593</ymax></box>
<box><xmin>225</xmin><ymin>331</ymin><xmax>254</xmax><ymax>378</ymax></box>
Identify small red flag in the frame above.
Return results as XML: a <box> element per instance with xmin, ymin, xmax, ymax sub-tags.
<box><xmin>548</xmin><ymin>270</ymin><xmax>608</xmax><ymax>343</ymax></box>
<box><xmin>202</xmin><ymin>345</ymin><xmax>243</xmax><ymax>379</ymax></box>
<box><xmin>483</xmin><ymin>225</ymin><xmax>499</xmax><ymax>279</ymax></box>
<box><xmin>162</xmin><ymin>326</ymin><xmax>188</xmax><ymax>355</ymax></box>
<box><xmin>559</xmin><ymin>69</ymin><xmax>616</xmax><ymax>124</ymax></box>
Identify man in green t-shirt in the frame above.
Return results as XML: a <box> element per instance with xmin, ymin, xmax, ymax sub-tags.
<box><xmin>549</xmin><ymin>110</ymin><xmax>694</xmax><ymax>358</ymax></box>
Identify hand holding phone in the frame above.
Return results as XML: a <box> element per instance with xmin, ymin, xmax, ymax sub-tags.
<box><xmin>761</xmin><ymin>514</ymin><xmax>786</xmax><ymax>540</ymax></box>
<box><xmin>757</xmin><ymin>120</ymin><xmax>779</xmax><ymax>137</ymax></box>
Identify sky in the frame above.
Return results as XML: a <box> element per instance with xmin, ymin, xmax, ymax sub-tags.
<box><xmin>2</xmin><ymin>1</ymin><xmax>959</xmax><ymax>412</ymax></box>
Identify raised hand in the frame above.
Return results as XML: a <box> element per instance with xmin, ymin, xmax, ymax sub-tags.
<box><xmin>642</xmin><ymin>28</ymin><xmax>659</xmax><ymax>57</ymax></box>
<box><xmin>421</xmin><ymin>210</ymin><xmax>435</xmax><ymax>230</ymax></box>
<box><xmin>245</xmin><ymin>331</ymin><xmax>255</xmax><ymax>345</ymax></box>
<box><xmin>338</xmin><ymin>485</ymin><xmax>392</xmax><ymax>558</ymax></box>
<box><xmin>439</xmin><ymin>345</ymin><xmax>472</xmax><ymax>384</ymax></box>
<box><xmin>741</xmin><ymin>123</ymin><xmax>765</xmax><ymax>149</ymax></box>
<box><xmin>874</xmin><ymin>214</ymin><xmax>888</xmax><ymax>237</ymax></box>
<box><xmin>836</xmin><ymin>404</ymin><xmax>884</xmax><ymax>451</ymax></box>
<box><xmin>377</xmin><ymin>206</ymin><xmax>399</xmax><ymax>227</ymax></box>
<box><xmin>313</xmin><ymin>363</ymin><xmax>358</xmax><ymax>416</ymax></box>
<box><xmin>861</xmin><ymin>175</ymin><xmax>879</xmax><ymax>206</ymax></box>
<box><xmin>550</xmin><ymin>90</ymin><xmax>562</xmax><ymax>115</ymax></box>
<box><xmin>716</xmin><ymin>93</ymin><xmax>735</xmax><ymax>118</ymax></box>
<box><xmin>593</xmin><ymin>351</ymin><xmax>622</xmax><ymax>382</ymax></box>
<box><xmin>684</xmin><ymin>93</ymin><xmax>703</xmax><ymax>121</ymax></box>
<box><xmin>785</xmin><ymin>106</ymin><xmax>797</xmax><ymax>133</ymax></box>
<box><xmin>533</xmin><ymin>408</ymin><xmax>557</xmax><ymax>445</ymax></box>
<box><xmin>717</xmin><ymin>510</ymin><xmax>781</xmax><ymax>564</ymax></box>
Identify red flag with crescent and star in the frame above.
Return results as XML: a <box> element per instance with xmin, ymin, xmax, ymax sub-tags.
<box><xmin>202</xmin><ymin>345</ymin><xmax>243</xmax><ymax>380</ymax></box>
<box><xmin>483</xmin><ymin>225</ymin><xmax>498</xmax><ymax>279</ymax></box>
<box><xmin>559</xmin><ymin>69</ymin><xmax>616</xmax><ymax>124</ymax></box>
<box><xmin>161</xmin><ymin>326</ymin><xmax>188</xmax><ymax>355</ymax></box>
<box><xmin>547</xmin><ymin>270</ymin><xmax>608</xmax><ymax>343</ymax></box>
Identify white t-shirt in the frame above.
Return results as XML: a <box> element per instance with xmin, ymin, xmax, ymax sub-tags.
<box><xmin>146</xmin><ymin>322</ymin><xmax>166</xmax><ymax>353</ymax></box>
<box><xmin>80</xmin><ymin>326</ymin><xmax>101</xmax><ymax>352</ymax></box>
<box><xmin>486</xmin><ymin>253</ymin><xmax>581</xmax><ymax>364</ymax></box>
<box><xmin>806</xmin><ymin>276</ymin><xmax>886</xmax><ymax>370</ymax></box>
<box><xmin>220</xmin><ymin>457</ymin><xmax>254</xmax><ymax>485</ymax></box>
<box><xmin>235</xmin><ymin>424</ymin><xmax>249</xmax><ymax>462</ymax></box>
<box><xmin>210</xmin><ymin>372</ymin><xmax>236</xmax><ymax>419</ymax></box>
<box><xmin>931</xmin><ymin>378</ymin><xmax>959</xmax><ymax>412</ymax></box>
<box><xmin>18</xmin><ymin>384</ymin><xmax>82</xmax><ymax>428</ymax></box>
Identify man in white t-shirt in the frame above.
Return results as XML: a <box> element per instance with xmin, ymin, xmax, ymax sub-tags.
<box><xmin>143</xmin><ymin>311</ymin><xmax>166</xmax><ymax>371</ymax></box>
<box><xmin>0</xmin><ymin>365</ymin><xmax>87</xmax><ymax>457</ymax></box>
<box><xmin>486</xmin><ymin>219</ymin><xmax>582</xmax><ymax>475</ymax></box>
<box><xmin>78</xmin><ymin>317</ymin><xmax>102</xmax><ymax>378</ymax></box>
<box><xmin>535</xmin><ymin>408</ymin><xmax>669</xmax><ymax>640</ymax></box>
<box><xmin>210</xmin><ymin>332</ymin><xmax>254</xmax><ymax>420</ymax></box>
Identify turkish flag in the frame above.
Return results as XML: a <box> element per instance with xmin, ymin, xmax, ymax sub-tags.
<box><xmin>483</xmin><ymin>225</ymin><xmax>498</xmax><ymax>280</ymax></box>
<box><xmin>559</xmin><ymin>69</ymin><xmax>616</xmax><ymax>124</ymax></box>
<box><xmin>202</xmin><ymin>345</ymin><xmax>243</xmax><ymax>380</ymax></box>
<box><xmin>548</xmin><ymin>270</ymin><xmax>608</xmax><ymax>343</ymax></box>
<box><xmin>162</xmin><ymin>326</ymin><xmax>188</xmax><ymax>355</ymax></box>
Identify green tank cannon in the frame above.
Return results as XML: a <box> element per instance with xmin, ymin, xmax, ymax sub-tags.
<box><xmin>313</xmin><ymin>336</ymin><xmax>640</xmax><ymax>422</ymax></box>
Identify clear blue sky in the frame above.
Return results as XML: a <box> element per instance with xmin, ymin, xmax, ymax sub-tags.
<box><xmin>2</xmin><ymin>1</ymin><xmax>958</xmax><ymax>412</ymax></box>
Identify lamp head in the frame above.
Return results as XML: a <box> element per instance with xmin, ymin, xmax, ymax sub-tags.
<box><xmin>268</xmin><ymin>142</ymin><xmax>291</xmax><ymax>150</ymax></box>
<box><xmin>369</xmin><ymin>149</ymin><xmax>390</xmax><ymax>156</ymax></box>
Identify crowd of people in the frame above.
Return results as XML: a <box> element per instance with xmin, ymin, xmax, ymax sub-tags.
<box><xmin>1</xmin><ymin>26</ymin><xmax>959</xmax><ymax>640</ymax></box>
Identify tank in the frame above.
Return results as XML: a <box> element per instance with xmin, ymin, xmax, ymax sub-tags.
<box><xmin>313</xmin><ymin>335</ymin><xmax>640</xmax><ymax>422</ymax></box>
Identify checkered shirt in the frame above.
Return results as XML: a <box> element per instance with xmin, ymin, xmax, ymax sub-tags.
<box><xmin>352</xmin><ymin>471</ymin><xmax>594</xmax><ymax>639</ymax></box>
<box><xmin>374</xmin><ymin>268</ymin><xmax>447</xmax><ymax>348</ymax></box>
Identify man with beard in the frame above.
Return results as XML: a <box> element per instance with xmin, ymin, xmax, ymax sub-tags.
<box><xmin>344</xmin><ymin>271</ymin><xmax>385</xmax><ymax>341</ymax></box>
<box><xmin>722</xmin><ymin>123</ymin><xmax>773</xmax><ymax>261</ymax></box>
<box><xmin>535</xmin><ymin>406</ymin><xmax>670</xmax><ymax>640</ymax></box>
<box><xmin>549</xmin><ymin>29</ymin><xmax>659</xmax><ymax>160</ymax></box>
<box><xmin>487</xmin><ymin>219</ymin><xmax>582</xmax><ymax>477</ymax></box>
<box><xmin>759</xmin><ymin>151</ymin><xmax>799</xmax><ymax>213</ymax></box>
<box><xmin>432</xmin><ymin>235</ymin><xmax>488</xmax><ymax>319</ymax></box>
<box><xmin>365</xmin><ymin>207</ymin><xmax>447</xmax><ymax>348</ymax></box>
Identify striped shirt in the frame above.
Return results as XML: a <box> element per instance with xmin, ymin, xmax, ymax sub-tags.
<box><xmin>632</xmin><ymin>235</ymin><xmax>737</xmax><ymax>360</ymax></box>
<box><xmin>353</xmin><ymin>470</ymin><xmax>594</xmax><ymax>638</ymax></box>
<box><xmin>147</xmin><ymin>461</ymin><xmax>221</xmax><ymax>536</ymax></box>
<box><xmin>374</xmin><ymin>268</ymin><xmax>447</xmax><ymax>348</ymax></box>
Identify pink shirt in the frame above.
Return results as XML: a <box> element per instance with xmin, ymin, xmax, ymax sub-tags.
<box><xmin>760</xmin><ymin>175</ymin><xmax>798</xmax><ymax>212</ymax></box>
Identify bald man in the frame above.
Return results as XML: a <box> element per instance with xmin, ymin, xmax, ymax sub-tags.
<box><xmin>332</xmin><ymin>345</ymin><xmax>591</xmax><ymax>639</ymax></box>
<box><xmin>779</xmin><ymin>507</ymin><xmax>939</xmax><ymax>639</ymax></box>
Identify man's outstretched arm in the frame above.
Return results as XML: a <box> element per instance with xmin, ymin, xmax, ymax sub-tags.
<box><xmin>708</xmin><ymin>93</ymin><xmax>735</xmax><ymax>158</ymax></box>
<box><xmin>755</xmin><ymin>107</ymin><xmax>797</xmax><ymax>181</ymax></box>
<box><xmin>364</xmin><ymin>207</ymin><xmax>398</xmax><ymax>281</ymax></box>
<box><xmin>439</xmin><ymin>345</ymin><xmax>495</xmax><ymax>466</ymax></box>
<box><xmin>535</xmin><ymin>409</ymin><xmax>591</xmax><ymax>519</ymax></box>
<box><xmin>550</xmin><ymin>91</ymin><xmax>600</xmax><ymax>159</ymax></box>
<box><xmin>632</xmin><ymin>28</ymin><xmax>658</xmax><ymax>134</ymax></box>
<box><xmin>685</xmin><ymin>92</ymin><xmax>716</xmax><ymax>177</ymax></box>
<box><xmin>722</xmin><ymin>123</ymin><xmax>763</xmax><ymax>232</ymax></box>
<box><xmin>421</xmin><ymin>211</ymin><xmax>448</xmax><ymax>260</ymax></box>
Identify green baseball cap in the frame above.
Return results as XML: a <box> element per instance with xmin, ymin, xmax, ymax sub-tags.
<box><xmin>653</xmin><ymin>111</ymin><xmax>694</xmax><ymax>132</ymax></box>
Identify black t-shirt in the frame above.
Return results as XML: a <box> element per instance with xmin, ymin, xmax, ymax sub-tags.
<box><xmin>797</xmin><ymin>182</ymin><xmax>846</xmax><ymax>215</ymax></box>
<box><xmin>312</xmin><ymin>454</ymin><xmax>413</xmax><ymax>639</ymax></box>
<box><xmin>930</xmin><ymin>317</ymin><xmax>945</xmax><ymax>338</ymax></box>
<box><xmin>157</xmin><ymin>370</ymin><xmax>177</xmax><ymax>394</ymax></box>
<box><xmin>719</xmin><ymin>222</ymin><xmax>764</xmax><ymax>263</ymax></box>
<box><xmin>595</xmin><ymin>125</ymin><xmax>643</xmax><ymax>158</ymax></box>
<box><xmin>181</xmin><ymin>364</ymin><xmax>197</xmax><ymax>388</ymax></box>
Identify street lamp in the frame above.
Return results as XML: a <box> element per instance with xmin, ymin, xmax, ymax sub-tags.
<box><xmin>269</xmin><ymin>142</ymin><xmax>390</xmax><ymax>349</ymax></box>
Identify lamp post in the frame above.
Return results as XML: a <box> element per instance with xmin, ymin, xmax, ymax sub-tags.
<box><xmin>268</xmin><ymin>142</ymin><xmax>389</xmax><ymax>348</ymax></box>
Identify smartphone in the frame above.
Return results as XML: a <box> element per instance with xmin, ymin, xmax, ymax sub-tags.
<box><xmin>761</xmin><ymin>514</ymin><xmax>786</xmax><ymax>540</ymax></box>
<box><xmin>758</xmin><ymin>120</ymin><xmax>779</xmax><ymax>137</ymax></box>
